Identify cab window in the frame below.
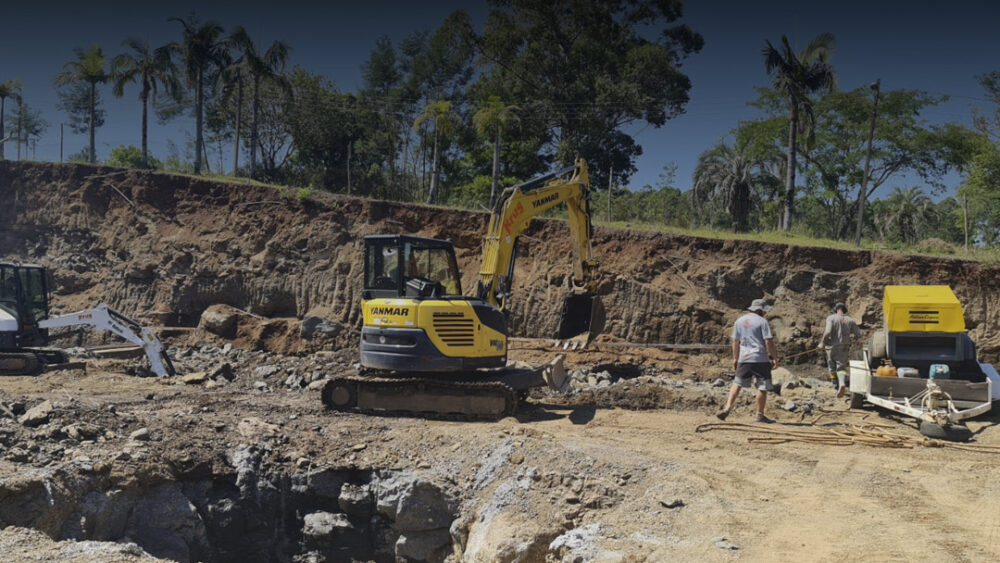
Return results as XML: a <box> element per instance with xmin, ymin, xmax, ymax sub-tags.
<box><xmin>404</xmin><ymin>243</ymin><xmax>462</xmax><ymax>296</ymax></box>
<box><xmin>365</xmin><ymin>241</ymin><xmax>401</xmax><ymax>290</ymax></box>
<box><xmin>18</xmin><ymin>268</ymin><xmax>48</xmax><ymax>324</ymax></box>
<box><xmin>0</xmin><ymin>266</ymin><xmax>17</xmax><ymax>302</ymax></box>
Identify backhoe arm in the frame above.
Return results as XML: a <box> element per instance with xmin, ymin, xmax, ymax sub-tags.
<box><xmin>477</xmin><ymin>159</ymin><xmax>600</xmax><ymax>311</ymax></box>
<box><xmin>39</xmin><ymin>303</ymin><xmax>176</xmax><ymax>377</ymax></box>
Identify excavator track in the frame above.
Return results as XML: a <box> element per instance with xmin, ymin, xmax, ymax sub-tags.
<box><xmin>26</xmin><ymin>348</ymin><xmax>71</xmax><ymax>366</ymax></box>
<box><xmin>0</xmin><ymin>352</ymin><xmax>41</xmax><ymax>376</ymax></box>
<box><xmin>322</xmin><ymin>374</ymin><xmax>518</xmax><ymax>421</ymax></box>
<box><xmin>0</xmin><ymin>348</ymin><xmax>72</xmax><ymax>376</ymax></box>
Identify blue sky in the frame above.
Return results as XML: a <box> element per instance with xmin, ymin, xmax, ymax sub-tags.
<box><xmin>2</xmin><ymin>1</ymin><xmax>998</xmax><ymax>198</ymax></box>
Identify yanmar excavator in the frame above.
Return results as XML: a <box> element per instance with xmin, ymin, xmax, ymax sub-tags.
<box><xmin>323</xmin><ymin>159</ymin><xmax>605</xmax><ymax>419</ymax></box>
<box><xmin>0</xmin><ymin>262</ymin><xmax>175</xmax><ymax>377</ymax></box>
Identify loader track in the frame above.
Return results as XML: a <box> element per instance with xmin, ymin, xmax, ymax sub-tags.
<box><xmin>0</xmin><ymin>352</ymin><xmax>41</xmax><ymax>376</ymax></box>
<box><xmin>321</xmin><ymin>373</ymin><xmax>518</xmax><ymax>422</ymax></box>
<box><xmin>0</xmin><ymin>349</ymin><xmax>71</xmax><ymax>376</ymax></box>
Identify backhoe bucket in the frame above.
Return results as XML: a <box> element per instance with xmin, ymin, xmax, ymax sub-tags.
<box><xmin>557</xmin><ymin>292</ymin><xmax>606</xmax><ymax>346</ymax></box>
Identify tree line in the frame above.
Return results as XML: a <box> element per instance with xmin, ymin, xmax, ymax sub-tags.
<box><xmin>2</xmin><ymin>2</ymin><xmax>703</xmax><ymax>206</ymax></box>
<box><xmin>3</xmin><ymin>1</ymin><xmax>1000</xmax><ymax>250</ymax></box>
<box><xmin>691</xmin><ymin>32</ymin><xmax>1000</xmax><ymax>250</ymax></box>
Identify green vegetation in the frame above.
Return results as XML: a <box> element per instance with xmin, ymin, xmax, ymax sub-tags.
<box><xmin>3</xmin><ymin>1</ymin><xmax>1000</xmax><ymax>253</ymax></box>
<box><xmin>54</xmin><ymin>44</ymin><xmax>110</xmax><ymax>163</ymax></box>
<box><xmin>106</xmin><ymin>145</ymin><xmax>162</xmax><ymax>170</ymax></box>
<box><xmin>0</xmin><ymin>79</ymin><xmax>23</xmax><ymax>160</ymax></box>
<box><xmin>4</xmin><ymin>99</ymin><xmax>47</xmax><ymax>160</ymax></box>
<box><xmin>762</xmin><ymin>33</ymin><xmax>836</xmax><ymax>231</ymax></box>
<box><xmin>111</xmin><ymin>38</ymin><xmax>178</xmax><ymax>168</ymax></box>
<box><xmin>166</xmin><ymin>15</ymin><xmax>229</xmax><ymax>175</ymax></box>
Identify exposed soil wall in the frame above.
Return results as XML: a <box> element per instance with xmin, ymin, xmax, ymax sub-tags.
<box><xmin>3</xmin><ymin>160</ymin><xmax>1000</xmax><ymax>362</ymax></box>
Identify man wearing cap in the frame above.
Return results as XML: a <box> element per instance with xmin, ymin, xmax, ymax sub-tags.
<box><xmin>718</xmin><ymin>298</ymin><xmax>779</xmax><ymax>423</ymax></box>
<box><xmin>822</xmin><ymin>302</ymin><xmax>863</xmax><ymax>393</ymax></box>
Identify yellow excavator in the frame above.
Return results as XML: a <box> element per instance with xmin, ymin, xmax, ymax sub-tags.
<box><xmin>323</xmin><ymin>159</ymin><xmax>605</xmax><ymax>419</ymax></box>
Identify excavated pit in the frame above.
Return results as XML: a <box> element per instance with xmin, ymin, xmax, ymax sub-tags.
<box><xmin>0</xmin><ymin>453</ymin><xmax>459</xmax><ymax>562</ymax></box>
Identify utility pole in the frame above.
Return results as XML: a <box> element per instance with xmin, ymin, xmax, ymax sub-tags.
<box><xmin>854</xmin><ymin>79</ymin><xmax>881</xmax><ymax>247</ymax></box>
<box><xmin>607</xmin><ymin>166</ymin><xmax>613</xmax><ymax>223</ymax></box>
<box><xmin>16</xmin><ymin>103</ymin><xmax>22</xmax><ymax>160</ymax></box>
<box><xmin>60</xmin><ymin>123</ymin><xmax>64</xmax><ymax>163</ymax></box>
<box><xmin>962</xmin><ymin>195</ymin><xmax>970</xmax><ymax>250</ymax></box>
<box><xmin>346</xmin><ymin>141</ymin><xmax>352</xmax><ymax>194</ymax></box>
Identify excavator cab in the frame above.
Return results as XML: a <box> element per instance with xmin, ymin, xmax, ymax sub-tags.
<box><xmin>363</xmin><ymin>235</ymin><xmax>463</xmax><ymax>300</ymax></box>
<box><xmin>0</xmin><ymin>263</ymin><xmax>51</xmax><ymax>348</ymax></box>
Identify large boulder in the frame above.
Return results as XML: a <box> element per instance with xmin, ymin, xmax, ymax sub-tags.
<box><xmin>374</xmin><ymin>472</ymin><xmax>457</xmax><ymax>562</ymax></box>
<box><xmin>124</xmin><ymin>483</ymin><xmax>210</xmax><ymax>563</ymax></box>
<box><xmin>18</xmin><ymin>400</ymin><xmax>53</xmax><ymax>427</ymax></box>
<box><xmin>300</xmin><ymin>316</ymin><xmax>343</xmax><ymax>340</ymax></box>
<box><xmin>198</xmin><ymin>305</ymin><xmax>241</xmax><ymax>339</ymax></box>
<box><xmin>302</xmin><ymin>511</ymin><xmax>354</xmax><ymax>546</ymax></box>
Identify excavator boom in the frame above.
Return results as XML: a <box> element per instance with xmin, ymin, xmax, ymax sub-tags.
<box><xmin>477</xmin><ymin>159</ymin><xmax>604</xmax><ymax>344</ymax></box>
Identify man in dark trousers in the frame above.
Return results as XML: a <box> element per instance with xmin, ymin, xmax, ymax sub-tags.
<box><xmin>717</xmin><ymin>298</ymin><xmax>779</xmax><ymax>423</ymax></box>
<box><xmin>823</xmin><ymin>302</ymin><xmax>863</xmax><ymax>393</ymax></box>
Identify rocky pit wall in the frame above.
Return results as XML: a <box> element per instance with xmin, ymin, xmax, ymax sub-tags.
<box><xmin>3</xmin><ymin>160</ymin><xmax>1000</xmax><ymax>361</ymax></box>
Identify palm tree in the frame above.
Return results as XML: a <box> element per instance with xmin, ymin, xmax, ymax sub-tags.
<box><xmin>0</xmin><ymin>79</ymin><xmax>23</xmax><ymax>159</ymax></box>
<box><xmin>217</xmin><ymin>49</ymin><xmax>246</xmax><ymax>175</ymax></box>
<box><xmin>763</xmin><ymin>33</ymin><xmax>836</xmax><ymax>231</ymax></box>
<box><xmin>168</xmin><ymin>15</ymin><xmax>230</xmax><ymax>174</ymax></box>
<box><xmin>473</xmin><ymin>96</ymin><xmax>520</xmax><ymax>208</ymax></box>
<box><xmin>414</xmin><ymin>100</ymin><xmax>456</xmax><ymax>204</ymax></box>
<box><xmin>54</xmin><ymin>45</ymin><xmax>110</xmax><ymax>163</ymax></box>
<box><xmin>112</xmin><ymin>39</ymin><xmax>177</xmax><ymax>168</ymax></box>
<box><xmin>880</xmin><ymin>186</ymin><xmax>937</xmax><ymax>244</ymax></box>
<box><xmin>693</xmin><ymin>142</ymin><xmax>765</xmax><ymax>232</ymax></box>
<box><xmin>228</xmin><ymin>26</ymin><xmax>290</xmax><ymax>179</ymax></box>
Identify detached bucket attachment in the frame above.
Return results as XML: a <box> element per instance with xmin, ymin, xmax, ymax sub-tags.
<box><xmin>539</xmin><ymin>354</ymin><xmax>568</xmax><ymax>390</ymax></box>
<box><xmin>557</xmin><ymin>292</ymin><xmax>606</xmax><ymax>347</ymax></box>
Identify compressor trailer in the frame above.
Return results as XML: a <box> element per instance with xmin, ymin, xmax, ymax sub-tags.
<box><xmin>848</xmin><ymin>286</ymin><xmax>1000</xmax><ymax>441</ymax></box>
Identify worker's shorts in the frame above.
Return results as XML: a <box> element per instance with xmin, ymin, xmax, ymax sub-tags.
<box><xmin>734</xmin><ymin>362</ymin><xmax>774</xmax><ymax>391</ymax></box>
<box><xmin>826</xmin><ymin>345</ymin><xmax>849</xmax><ymax>373</ymax></box>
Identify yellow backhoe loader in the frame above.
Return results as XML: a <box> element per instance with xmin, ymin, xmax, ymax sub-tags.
<box><xmin>323</xmin><ymin>159</ymin><xmax>605</xmax><ymax>419</ymax></box>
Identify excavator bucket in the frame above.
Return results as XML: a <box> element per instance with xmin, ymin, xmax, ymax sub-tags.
<box><xmin>556</xmin><ymin>292</ymin><xmax>606</xmax><ymax>347</ymax></box>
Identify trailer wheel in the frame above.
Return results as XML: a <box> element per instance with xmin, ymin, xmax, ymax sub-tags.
<box><xmin>919</xmin><ymin>421</ymin><xmax>973</xmax><ymax>442</ymax></box>
<box><xmin>849</xmin><ymin>392</ymin><xmax>865</xmax><ymax>409</ymax></box>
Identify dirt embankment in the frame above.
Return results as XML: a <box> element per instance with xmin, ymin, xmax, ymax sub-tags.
<box><xmin>3</xmin><ymin>160</ymin><xmax>1000</xmax><ymax>360</ymax></box>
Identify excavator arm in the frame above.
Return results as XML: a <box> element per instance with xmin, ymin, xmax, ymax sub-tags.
<box><xmin>39</xmin><ymin>303</ymin><xmax>176</xmax><ymax>377</ymax></box>
<box><xmin>477</xmin><ymin>159</ymin><xmax>605</xmax><ymax>343</ymax></box>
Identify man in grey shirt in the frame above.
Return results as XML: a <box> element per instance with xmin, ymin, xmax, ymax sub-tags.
<box><xmin>823</xmin><ymin>302</ymin><xmax>863</xmax><ymax>392</ymax></box>
<box><xmin>717</xmin><ymin>298</ymin><xmax>779</xmax><ymax>423</ymax></box>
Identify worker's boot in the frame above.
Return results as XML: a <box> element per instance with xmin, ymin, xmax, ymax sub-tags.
<box><xmin>755</xmin><ymin>411</ymin><xmax>774</xmax><ymax>424</ymax></box>
<box><xmin>828</xmin><ymin>371</ymin><xmax>839</xmax><ymax>390</ymax></box>
<box><xmin>835</xmin><ymin>370</ymin><xmax>848</xmax><ymax>397</ymax></box>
